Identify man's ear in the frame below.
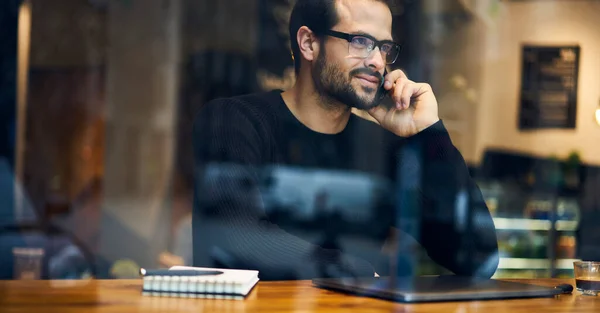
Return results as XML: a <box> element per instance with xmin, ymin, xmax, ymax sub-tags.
<box><xmin>297</xmin><ymin>26</ymin><xmax>319</xmax><ymax>63</ymax></box>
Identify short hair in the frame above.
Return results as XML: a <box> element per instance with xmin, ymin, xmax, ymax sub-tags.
<box><xmin>288</xmin><ymin>0</ymin><xmax>390</xmax><ymax>74</ymax></box>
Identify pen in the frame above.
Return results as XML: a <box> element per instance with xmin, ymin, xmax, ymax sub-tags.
<box><xmin>139</xmin><ymin>268</ymin><xmax>224</xmax><ymax>277</ymax></box>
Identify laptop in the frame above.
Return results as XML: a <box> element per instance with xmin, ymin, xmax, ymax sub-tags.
<box><xmin>312</xmin><ymin>275</ymin><xmax>564</xmax><ymax>303</ymax></box>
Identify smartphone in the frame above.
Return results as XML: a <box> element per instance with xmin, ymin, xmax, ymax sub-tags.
<box><xmin>376</xmin><ymin>69</ymin><xmax>390</xmax><ymax>106</ymax></box>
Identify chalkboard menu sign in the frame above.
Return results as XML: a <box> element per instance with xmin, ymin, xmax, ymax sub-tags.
<box><xmin>518</xmin><ymin>45</ymin><xmax>580</xmax><ymax>130</ymax></box>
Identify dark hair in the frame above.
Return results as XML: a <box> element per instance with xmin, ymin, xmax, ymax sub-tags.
<box><xmin>288</xmin><ymin>0</ymin><xmax>390</xmax><ymax>75</ymax></box>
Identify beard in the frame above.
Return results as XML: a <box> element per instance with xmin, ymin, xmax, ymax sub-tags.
<box><xmin>312</xmin><ymin>51</ymin><xmax>385</xmax><ymax>110</ymax></box>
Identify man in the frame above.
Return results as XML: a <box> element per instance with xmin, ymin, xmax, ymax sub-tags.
<box><xmin>192</xmin><ymin>0</ymin><xmax>499</xmax><ymax>280</ymax></box>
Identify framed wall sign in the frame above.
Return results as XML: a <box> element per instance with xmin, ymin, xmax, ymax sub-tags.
<box><xmin>518</xmin><ymin>45</ymin><xmax>580</xmax><ymax>130</ymax></box>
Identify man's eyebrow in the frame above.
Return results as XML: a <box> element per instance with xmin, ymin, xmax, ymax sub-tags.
<box><xmin>351</xmin><ymin>30</ymin><xmax>394</xmax><ymax>42</ymax></box>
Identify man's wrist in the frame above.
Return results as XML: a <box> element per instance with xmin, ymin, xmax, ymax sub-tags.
<box><xmin>411</xmin><ymin>119</ymin><xmax>450</xmax><ymax>140</ymax></box>
<box><xmin>416</xmin><ymin>117</ymin><xmax>441</xmax><ymax>134</ymax></box>
<box><xmin>405</xmin><ymin>119</ymin><xmax>455</xmax><ymax>160</ymax></box>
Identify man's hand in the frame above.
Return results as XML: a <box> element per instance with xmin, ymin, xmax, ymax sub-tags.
<box><xmin>367</xmin><ymin>69</ymin><xmax>440</xmax><ymax>137</ymax></box>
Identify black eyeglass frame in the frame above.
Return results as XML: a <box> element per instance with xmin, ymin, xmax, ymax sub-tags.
<box><xmin>325</xmin><ymin>30</ymin><xmax>403</xmax><ymax>64</ymax></box>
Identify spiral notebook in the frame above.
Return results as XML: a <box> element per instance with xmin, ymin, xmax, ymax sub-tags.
<box><xmin>141</xmin><ymin>266</ymin><xmax>259</xmax><ymax>300</ymax></box>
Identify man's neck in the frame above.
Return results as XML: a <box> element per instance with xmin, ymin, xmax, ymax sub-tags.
<box><xmin>281</xmin><ymin>72</ymin><xmax>351</xmax><ymax>135</ymax></box>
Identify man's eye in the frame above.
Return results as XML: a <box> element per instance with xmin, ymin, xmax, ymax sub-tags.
<box><xmin>352</xmin><ymin>37</ymin><xmax>372</xmax><ymax>48</ymax></box>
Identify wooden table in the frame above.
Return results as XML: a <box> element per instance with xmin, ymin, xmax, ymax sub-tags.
<box><xmin>0</xmin><ymin>278</ymin><xmax>598</xmax><ymax>312</ymax></box>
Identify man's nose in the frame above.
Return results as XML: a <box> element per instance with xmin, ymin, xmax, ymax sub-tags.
<box><xmin>365</xmin><ymin>47</ymin><xmax>385</xmax><ymax>71</ymax></box>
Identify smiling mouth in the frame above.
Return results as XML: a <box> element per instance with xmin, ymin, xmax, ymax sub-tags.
<box><xmin>355</xmin><ymin>76</ymin><xmax>380</xmax><ymax>88</ymax></box>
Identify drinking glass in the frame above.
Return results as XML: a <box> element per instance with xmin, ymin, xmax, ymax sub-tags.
<box><xmin>13</xmin><ymin>247</ymin><xmax>44</xmax><ymax>280</ymax></box>
<box><xmin>573</xmin><ymin>261</ymin><xmax>600</xmax><ymax>296</ymax></box>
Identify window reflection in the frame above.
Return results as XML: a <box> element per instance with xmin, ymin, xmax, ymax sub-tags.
<box><xmin>0</xmin><ymin>0</ymin><xmax>599</xmax><ymax>282</ymax></box>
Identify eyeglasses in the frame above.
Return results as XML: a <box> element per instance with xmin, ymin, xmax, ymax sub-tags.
<box><xmin>326</xmin><ymin>30</ymin><xmax>402</xmax><ymax>64</ymax></box>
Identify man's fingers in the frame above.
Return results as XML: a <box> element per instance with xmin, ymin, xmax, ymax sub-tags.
<box><xmin>384</xmin><ymin>69</ymin><xmax>408</xmax><ymax>90</ymax></box>
<box><xmin>383</xmin><ymin>81</ymin><xmax>392</xmax><ymax>90</ymax></box>
<box><xmin>390</xmin><ymin>77</ymin><xmax>415</xmax><ymax>109</ymax></box>
<box><xmin>385</xmin><ymin>70</ymin><xmax>432</xmax><ymax>110</ymax></box>
<box><xmin>414</xmin><ymin>82</ymin><xmax>433</xmax><ymax>97</ymax></box>
<box><xmin>401</xmin><ymin>82</ymin><xmax>416</xmax><ymax>110</ymax></box>
<box><xmin>392</xmin><ymin>78</ymin><xmax>406</xmax><ymax>109</ymax></box>
<box><xmin>392</xmin><ymin>81</ymin><xmax>431</xmax><ymax>110</ymax></box>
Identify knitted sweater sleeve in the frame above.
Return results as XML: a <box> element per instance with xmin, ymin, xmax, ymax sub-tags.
<box><xmin>395</xmin><ymin>120</ymin><xmax>499</xmax><ymax>278</ymax></box>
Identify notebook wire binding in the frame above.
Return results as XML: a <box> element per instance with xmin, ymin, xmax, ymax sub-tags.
<box><xmin>141</xmin><ymin>266</ymin><xmax>259</xmax><ymax>300</ymax></box>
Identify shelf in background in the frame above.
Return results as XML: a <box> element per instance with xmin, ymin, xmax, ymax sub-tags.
<box><xmin>493</xmin><ymin>217</ymin><xmax>577</xmax><ymax>231</ymax></box>
<box><xmin>498</xmin><ymin>257</ymin><xmax>579</xmax><ymax>270</ymax></box>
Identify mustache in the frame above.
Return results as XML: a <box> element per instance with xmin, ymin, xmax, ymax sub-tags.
<box><xmin>349</xmin><ymin>68</ymin><xmax>383</xmax><ymax>86</ymax></box>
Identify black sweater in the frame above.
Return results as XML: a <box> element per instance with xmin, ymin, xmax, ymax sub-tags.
<box><xmin>192</xmin><ymin>90</ymin><xmax>499</xmax><ymax>280</ymax></box>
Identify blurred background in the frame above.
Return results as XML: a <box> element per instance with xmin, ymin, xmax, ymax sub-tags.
<box><xmin>1</xmin><ymin>0</ymin><xmax>599</xmax><ymax>280</ymax></box>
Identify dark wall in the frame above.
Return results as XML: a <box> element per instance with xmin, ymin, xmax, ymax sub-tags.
<box><xmin>393</xmin><ymin>0</ymin><xmax>425</xmax><ymax>81</ymax></box>
<box><xmin>0</xmin><ymin>0</ymin><xmax>21</xmax><ymax>279</ymax></box>
<box><xmin>0</xmin><ymin>0</ymin><xmax>19</xmax><ymax>167</ymax></box>
<box><xmin>0</xmin><ymin>0</ymin><xmax>20</xmax><ymax>226</ymax></box>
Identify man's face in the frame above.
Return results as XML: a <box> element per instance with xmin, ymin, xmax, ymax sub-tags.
<box><xmin>312</xmin><ymin>0</ymin><xmax>393</xmax><ymax>110</ymax></box>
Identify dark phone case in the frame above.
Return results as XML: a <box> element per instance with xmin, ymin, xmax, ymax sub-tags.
<box><xmin>377</xmin><ymin>69</ymin><xmax>393</xmax><ymax>108</ymax></box>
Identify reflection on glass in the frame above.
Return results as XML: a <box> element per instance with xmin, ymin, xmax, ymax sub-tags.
<box><xmin>1</xmin><ymin>0</ymin><xmax>599</xmax><ymax>287</ymax></box>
